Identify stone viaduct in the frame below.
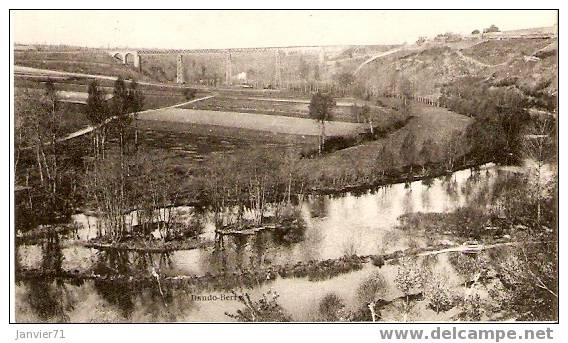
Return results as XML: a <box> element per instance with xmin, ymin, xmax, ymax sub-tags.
<box><xmin>107</xmin><ymin>46</ymin><xmax>326</xmax><ymax>85</ymax></box>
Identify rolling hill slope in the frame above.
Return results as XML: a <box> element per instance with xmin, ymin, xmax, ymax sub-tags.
<box><xmin>355</xmin><ymin>37</ymin><xmax>557</xmax><ymax>111</ymax></box>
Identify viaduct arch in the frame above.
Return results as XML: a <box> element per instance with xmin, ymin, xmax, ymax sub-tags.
<box><xmin>110</xmin><ymin>50</ymin><xmax>141</xmax><ymax>70</ymax></box>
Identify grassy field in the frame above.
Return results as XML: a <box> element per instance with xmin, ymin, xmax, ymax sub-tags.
<box><xmin>295</xmin><ymin>100</ymin><xmax>473</xmax><ymax>186</ymax></box>
<box><xmin>179</xmin><ymin>95</ymin><xmax>394</xmax><ymax>124</ymax></box>
<box><xmin>460</xmin><ymin>38</ymin><xmax>552</xmax><ymax>65</ymax></box>
<box><xmin>137</xmin><ymin>119</ymin><xmax>319</xmax><ymax>147</ymax></box>
<box><xmin>138</xmin><ymin>108</ymin><xmax>366</xmax><ymax>137</ymax></box>
<box><xmin>134</xmin><ymin>120</ymin><xmax>312</xmax><ymax>175</ymax></box>
<box><xmin>130</xmin><ymin>98</ymin><xmax>474</xmax><ymax>203</ymax></box>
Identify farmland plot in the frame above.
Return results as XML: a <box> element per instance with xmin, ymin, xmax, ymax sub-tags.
<box><xmin>138</xmin><ymin>108</ymin><xmax>367</xmax><ymax>137</ymax></box>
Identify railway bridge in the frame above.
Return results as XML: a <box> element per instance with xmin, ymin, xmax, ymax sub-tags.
<box><xmin>107</xmin><ymin>46</ymin><xmax>327</xmax><ymax>85</ymax></box>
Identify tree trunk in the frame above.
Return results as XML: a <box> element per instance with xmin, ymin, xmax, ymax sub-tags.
<box><xmin>101</xmin><ymin>128</ymin><xmax>106</xmax><ymax>160</ymax></box>
<box><xmin>288</xmin><ymin>172</ymin><xmax>292</xmax><ymax>204</ymax></box>
<box><xmin>36</xmin><ymin>147</ymin><xmax>44</xmax><ymax>184</ymax></box>
<box><xmin>119</xmin><ymin>129</ymin><xmax>126</xmax><ymax>236</ymax></box>
<box><xmin>368</xmin><ymin>302</ymin><xmax>377</xmax><ymax>322</ymax></box>
<box><xmin>320</xmin><ymin>120</ymin><xmax>326</xmax><ymax>154</ymax></box>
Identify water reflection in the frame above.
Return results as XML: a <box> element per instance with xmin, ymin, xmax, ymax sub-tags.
<box><xmin>23</xmin><ymin>165</ymin><xmax>513</xmax><ymax>276</ymax></box>
<box><xmin>16</xmin><ymin>164</ymin><xmax>522</xmax><ymax>322</ymax></box>
<box><xmin>16</xmin><ymin>232</ymin><xmax>73</xmax><ymax>322</ymax></box>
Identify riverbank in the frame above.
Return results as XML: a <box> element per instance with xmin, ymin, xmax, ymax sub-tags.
<box><xmin>77</xmin><ymin>237</ymin><xmax>214</xmax><ymax>252</ymax></box>
<box><xmin>303</xmin><ymin>157</ymin><xmax>494</xmax><ymax>196</ymax></box>
<box><xmin>16</xmin><ymin>238</ymin><xmax>529</xmax><ymax>290</ymax></box>
<box><xmin>152</xmin><ymin>154</ymin><xmax>495</xmax><ymax>211</ymax></box>
<box><xmin>15</xmin><ymin>161</ymin><xmax>556</xmax><ymax>322</ymax></box>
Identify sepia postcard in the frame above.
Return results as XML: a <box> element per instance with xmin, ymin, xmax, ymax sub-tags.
<box><xmin>10</xmin><ymin>9</ymin><xmax>558</xmax><ymax>327</ymax></box>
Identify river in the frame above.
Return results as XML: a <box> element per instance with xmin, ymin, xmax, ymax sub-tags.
<box><xmin>14</xmin><ymin>163</ymin><xmax>520</xmax><ymax>322</ymax></box>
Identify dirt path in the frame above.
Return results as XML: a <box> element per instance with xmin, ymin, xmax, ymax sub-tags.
<box><xmin>354</xmin><ymin>47</ymin><xmax>406</xmax><ymax>74</ymax></box>
<box><xmin>58</xmin><ymin>95</ymin><xmax>215</xmax><ymax>142</ymax></box>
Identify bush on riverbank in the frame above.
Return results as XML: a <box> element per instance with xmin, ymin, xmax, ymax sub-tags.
<box><xmin>396</xmin><ymin>209</ymin><xmax>501</xmax><ymax>240</ymax></box>
<box><xmin>300</xmin><ymin>115</ymin><xmax>411</xmax><ymax>158</ymax></box>
<box><xmin>272</xmin><ymin>207</ymin><xmax>307</xmax><ymax>245</ymax></box>
<box><xmin>225</xmin><ymin>289</ymin><xmax>291</xmax><ymax>322</ymax></box>
<box><xmin>318</xmin><ymin>293</ymin><xmax>349</xmax><ymax>321</ymax></box>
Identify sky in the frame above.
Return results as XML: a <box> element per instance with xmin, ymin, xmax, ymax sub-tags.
<box><xmin>11</xmin><ymin>10</ymin><xmax>557</xmax><ymax>49</ymax></box>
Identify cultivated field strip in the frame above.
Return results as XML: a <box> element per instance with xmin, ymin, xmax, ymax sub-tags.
<box><xmin>14</xmin><ymin>65</ymin><xmax>189</xmax><ymax>90</ymax></box>
<box><xmin>138</xmin><ymin>108</ymin><xmax>366</xmax><ymax>136</ymax></box>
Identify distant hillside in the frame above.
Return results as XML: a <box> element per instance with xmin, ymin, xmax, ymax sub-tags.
<box><xmin>14</xmin><ymin>50</ymin><xmax>153</xmax><ymax>82</ymax></box>
<box><xmin>14</xmin><ymin>44</ymin><xmax>399</xmax><ymax>85</ymax></box>
<box><xmin>13</xmin><ymin>34</ymin><xmax>558</xmax><ymax>112</ymax></box>
<box><xmin>355</xmin><ymin>36</ymin><xmax>557</xmax><ymax>111</ymax></box>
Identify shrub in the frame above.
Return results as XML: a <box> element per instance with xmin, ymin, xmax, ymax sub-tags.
<box><xmin>370</xmin><ymin>255</ymin><xmax>385</xmax><ymax>267</ymax></box>
<box><xmin>458</xmin><ymin>292</ymin><xmax>484</xmax><ymax>321</ymax></box>
<box><xmin>448</xmin><ymin>252</ymin><xmax>490</xmax><ymax>287</ymax></box>
<box><xmin>356</xmin><ymin>272</ymin><xmax>388</xmax><ymax>321</ymax></box>
<box><xmin>181</xmin><ymin>88</ymin><xmax>197</xmax><ymax>100</ymax></box>
<box><xmin>273</xmin><ymin>207</ymin><xmax>307</xmax><ymax>245</ymax></box>
<box><xmin>424</xmin><ymin>272</ymin><xmax>456</xmax><ymax>313</ymax></box>
<box><xmin>225</xmin><ymin>289</ymin><xmax>291</xmax><ymax>322</ymax></box>
<box><xmin>322</xmin><ymin>135</ymin><xmax>360</xmax><ymax>153</ymax></box>
<box><xmin>318</xmin><ymin>293</ymin><xmax>347</xmax><ymax>321</ymax></box>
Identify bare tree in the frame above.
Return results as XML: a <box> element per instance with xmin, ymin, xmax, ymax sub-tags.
<box><xmin>127</xmin><ymin>80</ymin><xmax>145</xmax><ymax>150</ymax></box>
<box><xmin>443</xmin><ymin>130</ymin><xmax>462</xmax><ymax>171</ymax></box>
<box><xmin>401</xmin><ymin>132</ymin><xmax>418</xmax><ymax>174</ymax></box>
<box><xmin>359</xmin><ymin>104</ymin><xmax>376</xmax><ymax>134</ymax></box>
<box><xmin>86</xmin><ymin>80</ymin><xmax>109</xmax><ymax>159</ymax></box>
<box><xmin>200</xmin><ymin>153</ymin><xmax>240</xmax><ymax>230</ymax></box>
<box><xmin>244</xmin><ymin>148</ymin><xmax>280</xmax><ymax>225</ymax></box>
<box><xmin>398</xmin><ymin>76</ymin><xmax>414</xmax><ymax>116</ymax></box>
<box><xmin>309</xmin><ymin>92</ymin><xmax>336</xmax><ymax>154</ymax></box>
<box><xmin>85</xmin><ymin>156</ymin><xmax>131</xmax><ymax>238</ymax></box>
<box><xmin>419</xmin><ymin>138</ymin><xmax>439</xmax><ymax>172</ymax></box>
<box><xmin>356</xmin><ymin>272</ymin><xmax>388</xmax><ymax>322</ymax></box>
<box><xmin>522</xmin><ymin>116</ymin><xmax>555</xmax><ymax>226</ymax></box>
<box><xmin>132</xmin><ymin>152</ymin><xmax>184</xmax><ymax>240</ymax></box>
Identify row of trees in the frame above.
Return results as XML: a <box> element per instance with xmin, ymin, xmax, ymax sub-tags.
<box><xmin>14</xmin><ymin>77</ymin><xmax>146</xmax><ymax>236</ymax></box>
<box><xmin>437</xmin><ymin>78</ymin><xmax>552</xmax><ymax>165</ymax></box>
<box><xmin>308</xmin><ymin>90</ymin><xmax>408</xmax><ymax>155</ymax></box>
<box><xmin>15</xmin><ymin>83</ymin><xmax>84</xmax><ymax>230</ymax></box>
<box><xmin>197</xmin><ymin>147</ymin><xmax>301</xmax><ymax>231</ymax></box>
<box><xmin>86</xmin><ymin>78</ymin><xmax>144</xmax><ymax>158</ymax></box>
<box><xmin>82</xmin><ymin>78</ymin><xmax>196</xmax><ymax>241</ymax></box>
<box><xmin>377</xmin><ymin>130</ymin><xmax>462</xmax><ymax>178</ymax></box>
<box><xmin>195</xmin><ymin>129</ymin><xmax>467</xmax><ymax>233</ymax></box>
